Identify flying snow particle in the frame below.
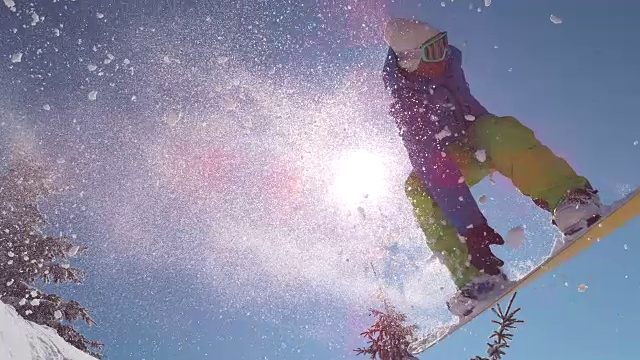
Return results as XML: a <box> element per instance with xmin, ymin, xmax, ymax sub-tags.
<box><xmin>478</xmin><ymin>194</ymin><xmax>488</xmax><ymax>204</ymax></box>
<box><xmin>484</xmin><ymin>0</ymin><xmax>492</xmax><ymax>6</ymax></box>
<box><xmin>30</xmin><ymin>290</ymin><xmax>37</xmax><ymax>297</ymax></box>
<box><xmin>624</xmin><ymin>244</ymin><xmax>628</xmax><ymax>250</ymax></box>
<box><xmin>506</xmin><ymin>226</ymin><xmax>525</xmax><ymax>249</ymax></box>
<box><xmin>104</xmin><ymin>54</ymin><xmax>115</xmax><ymax>64</ymax></box>
<box><xmin>66</xmin><ymin>245</ymin><xmax>79</xmax><ymax>257</ymax></box>
<box><xmin>474</xmin><ymin>149</ymin><xmax>487</xmax><ymax>163</ymax></box>
<box><xmin>30</xmin><ymin>299</ymin><xmax>40</xmax><ymax>306</ymax></box>
<box><xmin>19</xmin><ymin>298</ymin><xmax>26</xmax><ymax>306</ymax></box>
<box><xmin>441</xmin><ymin>1</ymin><xmax>446</xmax><ymax>6</ymax></box>
<box><xmin>7</xmin><ymin>251</ymin><xmax>14</xmax><ymax>257</ymax></box>
<box><xmin>550</xmin><ymin>15</ymin><xmax>563</xmax><ymax>24</ymax></box>
<box><xmin>577</xmin><ymin>284</ymin><xmax>588</xmax><ymax>292</ymax></box>
<box><xmin>96</xmin><ymin>12</ymin><xmax>104</xmax><ymax>19</ymax></box>
<box><xmin>88</xmin><ymin>90</ymin><xmax>98</xmax><ymax>100</ymax></box>
<box><xmin>87</xmin><ymin>63</ymin><xmax>97</xmax><ymax>71</ymax></box>
<box><xmin>477</xmin><ymin>7</ymin><xmax>482</xmax><ymax>12</ymax></box>
<box><xmin>464</xmin><ymin>114</ymin><xmax>476</xmax><ymax>121</ymax></box>
<box><xmin>30</xmin><ymin>12</ymin><xmax>41</xmax><ymax>26</ymax></box>
<box><xmin>10</xmin><ymin>52</ymin><xmax>22</xmax><ymax>63</ymax></box>
<box><xmin>61</xmin><ymin>263</ymin><xmax>70</xmax><ymax>269</ymax></box>
<box><xmin>435</xmin><ymin>126</ymin><xmax>452</xmax><ymax>140</ymax></box>
<box><xmin>3</xmin><ymin>0</ymin><xmax>16</xmax><ymax>12</ymax></box>
<box><xmin>6</xmin><ymin>279</ymin><xmax>14</xmax><ymax>286</ymax></box>
<box><xmin>164</xmin><ymin>110</ymin><xmax>183</xmax><ymax>126</ymax></box>
<box><xmin>54</xmin><ymin>310</ymin><xmax>63</xmax><ymax>319</ymax></box>
<box><xmin>634</xmin><ymin>140</ymin><xmax>638</xmax><ymax>146</ymax></box>
<box><xmin>43</xmin><ymin>104</ymin><xmax>50</xmax><ymax>111</ymax></box>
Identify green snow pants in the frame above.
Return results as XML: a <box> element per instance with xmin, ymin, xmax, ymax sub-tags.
<box><xmin>405</xmin><ymin>115</ymin><xmax>589</xmax><ymax>288</ymax></box>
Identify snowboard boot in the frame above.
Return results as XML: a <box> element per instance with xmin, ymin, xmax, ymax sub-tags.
<box><xmin>446</xmin><ymin>272</ymin><xmax>514</xmax><ymax>318</ymax></box>
<box><xmin>553</xmin><ymin>184</ymin><xmax>603</xmax><ymax>236</ymax></box>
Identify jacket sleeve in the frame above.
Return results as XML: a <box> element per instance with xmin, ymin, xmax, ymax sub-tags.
<box><xmin>393</xmin><ymin>103</ymin><xmax>488</xmax><ymax>235</ymax></box>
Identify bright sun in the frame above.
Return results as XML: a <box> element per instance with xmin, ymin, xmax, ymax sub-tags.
<box><xmin>332</xmin><ymin>150</ymin><xmax>388</xmax><ymax>204</ymax></box>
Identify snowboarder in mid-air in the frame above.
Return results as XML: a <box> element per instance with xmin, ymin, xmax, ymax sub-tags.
<box><xmin>382</xmin><ymin>18</ymin><xmax>603</xmax><ymax>317</ymax></box>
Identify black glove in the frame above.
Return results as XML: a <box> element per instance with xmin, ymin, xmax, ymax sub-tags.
<box><xmin>462</xmin><ymin>223</ymin><xmax>504</xmax><ymax>275</ymax></box>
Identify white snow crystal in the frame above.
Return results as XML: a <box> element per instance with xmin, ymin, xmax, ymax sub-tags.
<box><xmin>440</xmin><ymin>1</ymin><xmax>446</xmax><ymax>6</ymax></box>
<box><xmin>87</xmin><ymin>63</ymin><xmax>97</xmax><ymax>71</ymax></box>
<box><xmin>61</xmin><ymin>263</ymin><xmax>70</xmax><ymax>269</ymax></box>
<box><xmin>30</xmin><ymin>299</ymin><xmax>40</xmax><ymax>306</ymax></box>
<box><xmin>10</xmin><ymin>52</ymin><xmax>22</xmax><ymax>63</ymax></box>
<box><xmin>484</xmin><ymin>0</ymin><xmax>491</xmax><ymax>6</ymax></box>
<box><xmin>550</xmin><ymin>15</ymin><xmax>563</xmax><ymax>24</ymax></box>
<box><xmin>506</xmin><ymin>226</ymin><xmax>525</xmax><ymax>249</ymax></box>
<box><xmin>53</xmin><ymin>28</ymin><xmax>60</xmax><ymax>36</ymax></box>
<box><xmin>7</xmin><ymin>251</ymin><xmax>14</xmax><ymax>258</ymax></box>
<box><xmin>88</xmin><ymin>91</ymin><xmax>98</xmax><ymax>100</ymax></box>
<box><xmin>54</xmin><ymin>310</ymin><xmax>63</xmax><ymax>319</ymax></box>
<box><xmin>30</xmin><ymin>12</ymin><xmax>41</xmax><ymax>26</ymax></box>
<box><xmin>30</xmin><ymin>291</ymin><xmax>37</xmax><ymax>298</ymax></box>
<box><xmin>96</xmin><ymin>12</ymin><xmax>104</xmax><ymax>19</ymax></box>
<box><xmin>43</xmin><ymin>104</ymin><xmax>51</xmax><ymax>111</ymax></box>
<box><xmin>19</xmin><ymin>298</ymin><xmax>26</xmax><ymax>306</ymax></box>
<box><xmin>474</xmin><ymin>149</ymin><xmax>487</xmax><ymax>162</ymax></box>
<box><xmin>624</xmin><ymin>244</ymin><xmax>628</xmax><ymax>250</ymax></box>
<box><xmin>464</xmin><ymin>114</ymin><xmax>476</xmax><ymax>121</ymax></box>
<box><xmin>164</xmin><ymin>110</ymin><xmax>183</xmax><ymax>126</ymax></box>
<box><xmin>123</xmin><ymin>58</ymin><xmax>130</xmax><ymax>65</ymax></box>
<box><xmin>3</xmin><ymin>0</ymin><xmax>16</xmax><ymax>12</ymax></box>
<box><xmin>578</xmin><ymin>284</ymin><xmax>588</xmax><ymax>292</ymax></box>
<box><xmin>435</xmin><ymin>126</ymin><xmax>452</xmax><ymax>140</ymax></box>
<box><xmin>634</xmin><ymin>140</ymin><xmax>638</xmax><ymax>145</ymax></box>
<box><xmin>6</xmin><ymin>279</ymin><xmax>13</xmax><ymax>287</ymax></box>
<box><xmin>66</xmin><ymin>245</ymin><xmax>79</xmax><ymax>257</ymax></box>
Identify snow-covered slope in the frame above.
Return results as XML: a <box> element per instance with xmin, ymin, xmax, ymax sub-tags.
<box><xmin>0</xmin><ymin>303</ymin><xmax>97</xmax><ymax>360</ymax></box>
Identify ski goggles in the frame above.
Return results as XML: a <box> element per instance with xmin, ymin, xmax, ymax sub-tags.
<box><xmin>419</xmin><ymin>31</ymin><xmax>449</xmax><ymax>63</ymax></box>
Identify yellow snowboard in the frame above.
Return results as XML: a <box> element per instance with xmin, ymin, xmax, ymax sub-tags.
<box><xmin>408</xmin><ymin>188</ymin><xmax>640</xmax><ymax>355</ymax></box>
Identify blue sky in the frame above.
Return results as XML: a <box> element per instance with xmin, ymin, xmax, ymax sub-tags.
<box><xmin>1</xmin><ymin>0</ymin><xmax>640</xmax><ymax>359</ymax></box>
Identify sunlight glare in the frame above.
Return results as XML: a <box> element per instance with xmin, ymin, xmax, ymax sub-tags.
<box><xmin>332</xmin><ymin>150</ymin><xmax>388</xmax><ymax>204</ymax></box>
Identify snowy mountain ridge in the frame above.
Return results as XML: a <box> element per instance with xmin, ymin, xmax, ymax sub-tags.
<box><xmin>0</xmin><ymin>302</ymin><xmax>97</xmax><ymax>360</ymax></box>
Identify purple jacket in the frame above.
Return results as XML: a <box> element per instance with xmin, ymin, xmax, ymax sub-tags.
<box><xmin>382</xmin><ymin>46</ymin><xmax>490</xmax><ymax>234</ymax></box>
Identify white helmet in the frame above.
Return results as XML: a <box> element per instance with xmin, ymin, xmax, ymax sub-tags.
<box><xmin>383</xmin><ymin>18</ymin><xmax>442</xmax><ymax>72</ymax></box>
